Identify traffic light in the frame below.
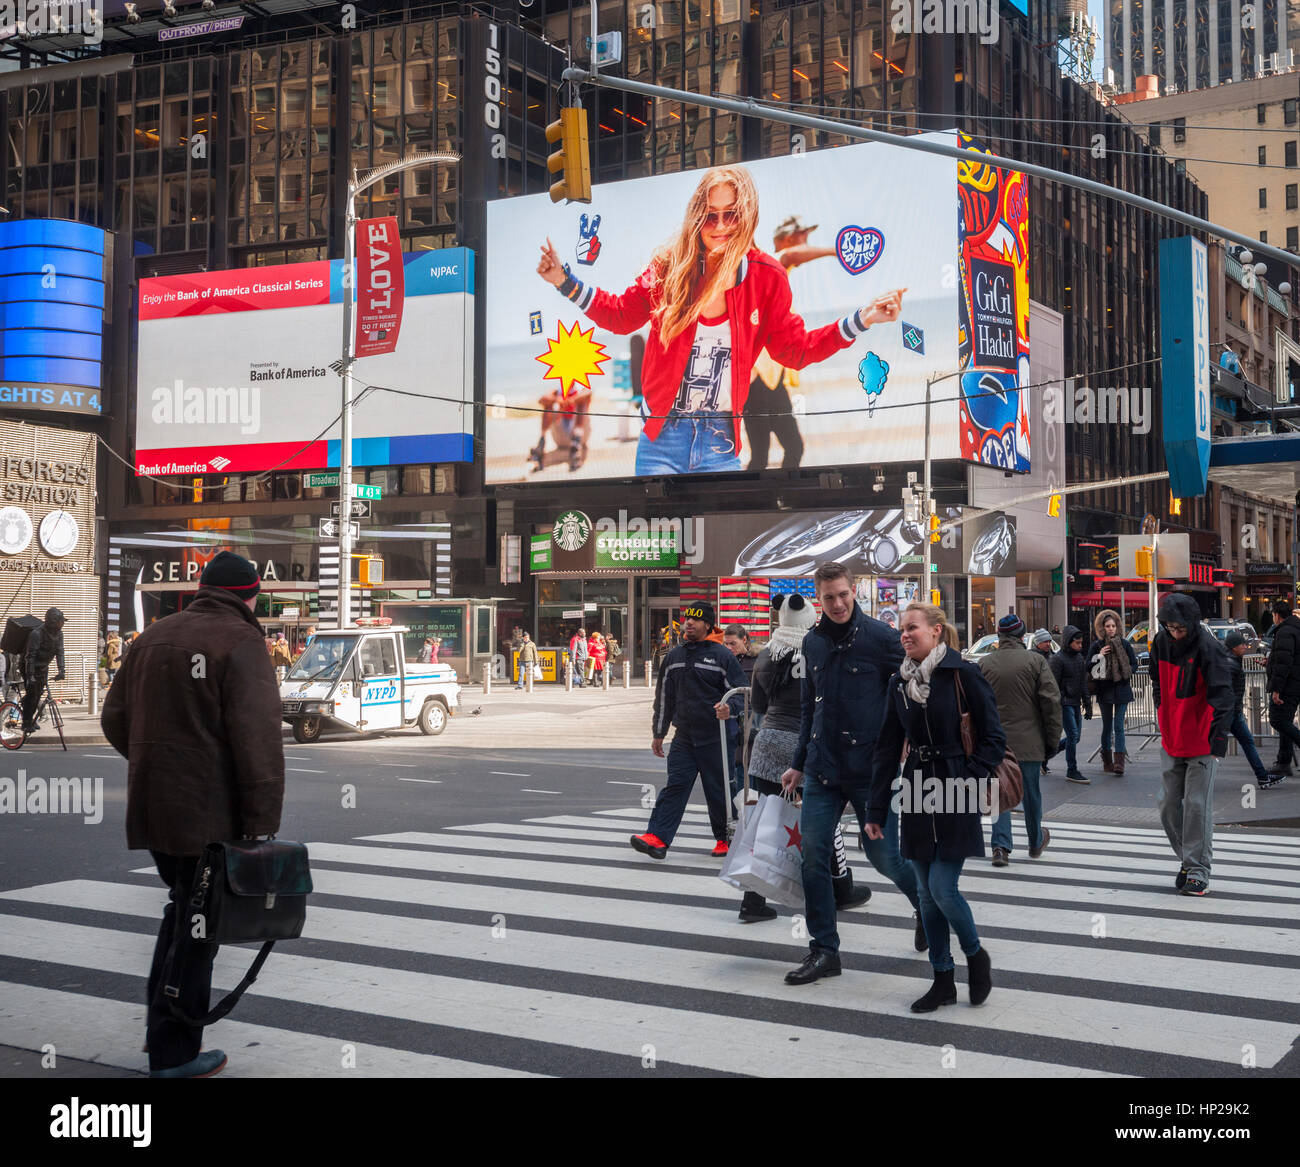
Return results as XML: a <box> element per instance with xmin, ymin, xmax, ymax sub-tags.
<box><xmin>1134</xmin><ymin>547</ymin><xmax>1154</xmax><ymax>580</ymax></box>
<box><xmin>1047</xmin><ymin>493</ymin><xmax>1062</xmax><ymax>518</ymax></box>
<box><xmin>930</xmin><ymin>589</ymin><xmax>942</xmax><ymax>606</ymax></box>
<box><xmin>546</xmin><ymin>106</ymin><xmax>592</xmax><ymax>204</ymax></box>
<box><xmin>1169</xmin><ymin>493</ymin><xmax>1182</xmax><ymax>517</ymax></box>
<box><xmin>928</xmin><ymin>513</ymin><xmax>941</xmax><ymax>543</ymax></box>
<box><xmin>359</xmin><ymin>556</ymin><xmax>384</xmax><ymax>586</ymax></box>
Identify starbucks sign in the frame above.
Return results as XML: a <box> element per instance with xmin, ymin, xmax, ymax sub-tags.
<box><xmin>552</xmin><ymin>510</ymin><xmax>592</xmax><ymax>552</ymax></box>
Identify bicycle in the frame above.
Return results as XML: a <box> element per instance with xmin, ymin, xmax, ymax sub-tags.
<box><xmin>0</xmin><ymin>678</ymin><xmax>68</xmax><ymax>751</ymax></box>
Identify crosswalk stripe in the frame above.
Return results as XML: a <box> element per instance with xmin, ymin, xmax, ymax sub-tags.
<box><xmin>8</xmin><ymin>879</ymin><xmax>1297</xmax><ymax>1011</ymax></box>
<box><xmin>0</xmin><ymin>913</ymin><xmax>1124</xmax><ymax>1078</ymax></box>
<box><xmin>0</xmin><ymin>982</ymin><xmax>545</xmax><ymax>1078</ymax></box>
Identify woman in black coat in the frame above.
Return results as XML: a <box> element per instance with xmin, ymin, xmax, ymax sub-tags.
<box><xmin>867</xmin><ymin>602</ymin><xmax>1007</xmax><ymax>1013</ymax></box>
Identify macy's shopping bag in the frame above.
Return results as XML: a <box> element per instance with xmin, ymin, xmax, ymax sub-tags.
<box><xmin>718</xmin><ymin>792</ymin><xmax>804</xmax><ymax>909</ymax></box>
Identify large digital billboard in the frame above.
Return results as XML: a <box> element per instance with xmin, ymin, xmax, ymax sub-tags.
<box><xmin>484</xmin><ymin>135</ymin><xmax>1028</xmax><ymax>483</ymax></box>
<box><xmin>134</xmin><ymin>247</ymin><xmax>474</xmax><ymax>475</ymax></box>
<box><xmin>0</xmin><ymin>218</ymin><xmax>107</xmax><ymax>418</ymax></box>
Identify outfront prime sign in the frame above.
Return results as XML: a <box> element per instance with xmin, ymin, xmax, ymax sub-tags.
<box><xmin>133</xmin><ymin>248</ymin><xmax>474</xmax><ymax>475</ymax></box>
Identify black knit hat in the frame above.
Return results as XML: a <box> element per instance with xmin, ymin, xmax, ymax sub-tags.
<box><xmin>681</xmin><ymin>601</ymin><xmax>716</xmax><ymax>627</ymax></box>
<box><xmin>200</xmin><ymin>551</ymin><xmax>261</xmax><ymax>598</ymax></box>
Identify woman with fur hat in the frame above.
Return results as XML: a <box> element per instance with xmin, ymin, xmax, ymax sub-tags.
<box><xmin>730</xmin><ymin>593</ymin><xmax>870</xmax><ymax>923</ymax></box>
<box><xmin>1087</xmin><ymin>609</ymin><xmax>1138</xmax><ymax>775</ymax></box>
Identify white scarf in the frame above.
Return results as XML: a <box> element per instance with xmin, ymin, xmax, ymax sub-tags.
<box><xmin>899</xmin><ymin>642</ymin><xmax>948</xmax><ymax>705</ymax></box>
<box><xmin>767</xmin><ymin>624</ymin><xmax>806</xmax><ymax>660</ymax></box>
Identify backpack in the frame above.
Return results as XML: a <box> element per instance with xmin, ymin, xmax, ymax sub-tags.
<box><xmin>0</xmin><ymin>617</ymin><xmax>35</xmax><ymax>656</ymax></box>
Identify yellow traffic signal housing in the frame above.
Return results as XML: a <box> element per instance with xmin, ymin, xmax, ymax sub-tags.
<box><xmin>1047</xmin><ymin>493</ymin><xmax>1061</xmax><ymax>518</ymax></box>
<box><xmin>358</xmin><ymin>556</ymin><xmax>384</xmax><ymax>586</ymax></box>
<box><xmin>1169</xmin><ymin>493</ymin><xmax>1182</xmax><ymax>516</ymax></box>
<box><xmin>1134</xmin><ymin>547</ymin><xmax>1154</xmax><ymax>580</ymax></box>
<box><xmin>929</xmin><ymin>589</ymin><xmax>942</xmax><ymax>606</ymax></box>
<box><xmin>928</xmin><ymin>514</ymin><xmax>941</xmax><ymax>543</ymax></box>
<box><xmin>546</xmin><ymin>107</ymin><xmax>592</xmax><ymax>204</ymax></box>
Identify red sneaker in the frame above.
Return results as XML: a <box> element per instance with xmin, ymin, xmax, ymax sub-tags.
<box><xmin>630</xmin><ymin>833</ymin><xmax>668</xmax><ymax>860</ymax></box>
<box><xmin>711</xmin><ymin>840</ymin><xmax>729</xmax><ymax>857</ymax></box>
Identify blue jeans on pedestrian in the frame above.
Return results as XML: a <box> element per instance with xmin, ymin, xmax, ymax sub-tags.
<box><xmin>636</xmin><ymin>413</ymin><xmax>741</xmax><ymax>475</ymax></box>
<box><xmin>800</xmin><ymin>778</ymin><xmax>919</xmax><ymax>954</ymax></box>
<box><xmin>991</xmin><ymin>760</ymin><xmax>1043</xmax><ymax>854</ymax></box>
<box><xmin>1229</xmin><ymin>711</ymin><xmax>1268</xmax><ymax>781</ymax></box>
<box><xmin>1059</xmin><ymin>705</ymin><xmax>1082</xmax><ymax>772</ymax></box>
<box><xmin>646</xmin><ymin>736</ymin><xmax>729</xmax><ymax>846</ymax></box>
<box><xmin>911</xmin><ymin>857</ymin><xmax>980</xmax><ymax>972</ymax></box>
<box><xmin>1099</xmin><ymin>700</ymin><xmax>1129</xmax><ymax>755</ymax></box>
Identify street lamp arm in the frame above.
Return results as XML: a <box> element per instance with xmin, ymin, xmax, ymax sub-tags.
<box><xmin>349</xmin><ymin>151</ymin><xmax>461</xmax><ymax>200</ymax></box>
<box><xmin>939</xmin><ymin>471</ymin><xmax>1171</xmax><ymax>531</ymax></box>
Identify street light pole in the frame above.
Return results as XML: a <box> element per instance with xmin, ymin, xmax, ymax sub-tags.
<box><xmin>335</xmin><ymin>150</ymin><xmax>458</xmax><ymax>628</ymax></box>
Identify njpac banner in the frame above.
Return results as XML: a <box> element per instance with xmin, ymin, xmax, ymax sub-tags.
<box><xmin>355</xmin><ymin>217</ymin><xmax>404</xmax><ymax>358</ymax></box>
<box><xmin>484</xmin><ymin>133</ymin><xmax>1028</xmax><ymax>484</ymax></box>
<box><xmin>134</xmin><ymin>247</ymin><xmax>474</xmax><ymax>476</ymax></box>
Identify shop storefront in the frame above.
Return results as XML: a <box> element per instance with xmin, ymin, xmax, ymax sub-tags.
<box><xmin>1242</xmin><ymin>561</ymin><xmax>1296</xmax><ymax>629</ymax></box>
<box><xmin>0</xmin><ymin>419</ymin><xmax>99</xmax><ymax>699</ymax></box>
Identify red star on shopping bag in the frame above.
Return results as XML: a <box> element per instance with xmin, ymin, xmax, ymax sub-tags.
<box><xmin>784</xmin><ymin>822</ymin><xmax>802</xmax><ymax>849</ymax></box>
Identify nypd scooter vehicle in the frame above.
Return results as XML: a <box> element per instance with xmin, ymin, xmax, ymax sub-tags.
<box><xmin>279</xmin><ymin>617</ymin><xmax>460</xmax><ymax>743</ymax></box>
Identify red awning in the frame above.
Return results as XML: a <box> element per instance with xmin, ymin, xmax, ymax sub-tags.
<box><xmin>1073</xmin><ymin>591</ymin><xmax>1172</xmax><ymax>608</ymax></box>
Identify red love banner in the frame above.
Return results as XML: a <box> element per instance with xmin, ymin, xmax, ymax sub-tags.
<box><xmin>354</xmin><ymin>216</ymin><xmax>404</xmax><ymax>357</ymax></box>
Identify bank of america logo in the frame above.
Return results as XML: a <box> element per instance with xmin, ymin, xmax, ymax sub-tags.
<box><xmin>210</xmin><ymin>455</ymin><xmax>232</xmax><ymax>470</ymax></box>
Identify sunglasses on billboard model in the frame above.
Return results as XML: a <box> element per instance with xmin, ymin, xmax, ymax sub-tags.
<box><xmin>702</xmin><ymin>210</ymin><xmax>741</xmax><ymax>227</ymax></box>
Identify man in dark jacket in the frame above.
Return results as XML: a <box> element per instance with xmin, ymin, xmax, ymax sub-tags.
<box><xmin>1149</xmin><ymin>594</ymin><xmax>1233</xmax><ymax>897</ymax></box>
<box><xmin>1225</xmin><ymin>631</ymin><xmax>1272</xmax><ymax>787</ymax></box>
<box><xmin>1050</xmin><ymin>624</ymin><xmax>1092</xmax><ymax>784</ymax></box>
<box><xmin>633</xmin><ymin>601</ymin><xmax>746</xmax><ymax>860</ymax></box>
<box><xmin>1264</xmin><ymin>599</ymin><xmax>1300</xmax><ymax>780</ymax></box>
<box><xmin>21</xmin><ymin>607</ymin><xmax>66</xmax><ymax>732</ymax></box>
<box><xmin>980</xmin><ymin>613</ymin><xmax>1062</xmax><ymax>866</ymax></box>
<box><xmin>102</xmin><ymin>551</ymin><xmax>284</xmax><ymax>1079</ymax></box>
<box><xmin>778</xmin><ymin>562</ymin><xmax>923</xmax><ymax>986</ymax></box>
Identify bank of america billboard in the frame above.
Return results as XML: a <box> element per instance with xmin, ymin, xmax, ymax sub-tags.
<box><xmin>483</xmin><ymin>134</ymin><xmax>1028</xmax><ymax>483</ymax></box>
<box><xmin>134</xmin><ymin>248</ymin><xmax>474</xmax><ymax>475</ymax></box>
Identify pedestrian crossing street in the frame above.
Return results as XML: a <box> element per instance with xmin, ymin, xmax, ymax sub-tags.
<box><xmin>0</xmin><ymin>808</ymin><xmax>1298</xmax><ymax>1077</ymax></box>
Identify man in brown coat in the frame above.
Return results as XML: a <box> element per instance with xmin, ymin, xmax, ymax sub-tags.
<box><xmin>102</xmin><ymin>550</ymin><xmax>284</xmax><ymax>1079</ymax></box>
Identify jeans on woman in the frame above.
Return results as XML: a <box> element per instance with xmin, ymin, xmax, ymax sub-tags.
<box><xmin>1099</xmin><ymin>700</ymin><xmax>1129</xmax><ymax>755</ymax></box>
<box><xmin>635</xmin><ymin>413</ymin><xmax>741</xmax><ymax>475</ymax></box>
<box><xmin>911</xmin><ymin>857</ymin><xmax>980</xmax><ymax>972</ymax></box>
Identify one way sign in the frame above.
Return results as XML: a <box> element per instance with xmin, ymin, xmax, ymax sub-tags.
<box><xmin>331</xmin><ymin>499</ymin><xmax>372</xmax><ymax>519</ymax></box>
<box><xmin>318</xmin><ymin>518</ymin><xmax>360</xmax><ymax>541</ymax></box>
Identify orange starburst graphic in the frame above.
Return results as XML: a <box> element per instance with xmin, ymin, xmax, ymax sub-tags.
<box><xmin>535</xmin><ymin>319</ymin><xmax>610</xmax><ymax>394</ymax></box>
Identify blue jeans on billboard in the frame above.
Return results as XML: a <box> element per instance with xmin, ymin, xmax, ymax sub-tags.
<box><xmin>991</xmin><ymin>760</ymin><xmax>1043</xmax><ymax>854</ymax></box>
<box><xmin>911</xmin><ymin>857</ymin><xmax>980</xmax><ymax>972</ymax></box>
<box><xmin>1099</xmin><ymin>700</ymin><xmax>1129</xmax><ymax>755</ymax></box>
<box><xmin>1229</xmin><ymin>711</ymin><xmax>1269</xmax><ymax>781</ymax></box>
<box><xmin>646</xmin><ymin>735</ymin><xmax>729</xmax><ymax>846</ymax></box>
<box><xmin>636</xmin><ymin>413</ymin><xmax>741</xmax><ymax>475</ymax></box>
<box><xmin>1059</xmin><ymin>704</ymin><xmax>1082</xmax><ymax>772</ymax></box>
<box><xmin>800</xmin><ymin>778</ymin><xmax>919</xmax><ymax>955</ymax></box>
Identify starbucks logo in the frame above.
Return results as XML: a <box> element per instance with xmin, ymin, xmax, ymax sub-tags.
<box><xmin>553</xmin><ymin>510</ymin><xmax>592</xmax><ymax>552</ymax></box>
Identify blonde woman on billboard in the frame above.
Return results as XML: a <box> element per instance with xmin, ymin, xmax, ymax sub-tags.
<box><xmin>536</xmin><ymin>166</ymin><xmax>905</xmax><ymax>475</ymax></box>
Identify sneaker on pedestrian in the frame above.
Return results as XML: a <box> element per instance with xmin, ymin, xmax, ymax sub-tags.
<box><xmin>711</xmin><ymin>840</ymin><xmax>729</xmax><ymax>857</ymax></box>
<box><xmin>991</xmin><ymin>846</ymin><xmax>1010</xmax><ymax>867</ymax></box>
<box><xmin>630</xmin><ymin>832</ymin><xmax>668</xmax><ymax>860</ymax></box>
<box><xmin>1259</xmin><ymin>772</ymin><xmax>1288</xmax><ymax>789</ymax></box>
<box><xmin>1174</xmin><ymin>866</ymin><xmax>1188</xmax><ymax>890</ymax></box>
<box><xmin>149</xmin><ymin>1049</ymin><xmax>228</xmax><ymax>1079</ymax></box>
<box><xmin>1028</xmin><ymin>827</ymin><xmax>1051</xmax><ymax>859</ymax></box>
<box><xmin>1181</xmin><ymin>876</ymin><xmax>1209</xmax><ymax>897</ymax></box>
<box><xmin>1065</xmin><ymin>771</ymin><xmax>1090</xmax><ymax>785</ymax></box>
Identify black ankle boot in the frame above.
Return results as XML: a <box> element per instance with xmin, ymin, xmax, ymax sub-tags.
<box><xmin>833</xmin><ymin>870</ymin><xmax>871</xmax><ymax>910</ymax></box>
<box><xmin>738</xmin><ymin>891</ymin><xmax>777</xmax><ymax>923</ymax></box>
<box><xmin>967</xmin><ymin>946</ymin><xmax>993</xmax><ymax>1005</ymax></box>
<box><xmin>910</xmin><ymin>968</ymin><xmax>957</xmax><ymax>1013</ymax></box>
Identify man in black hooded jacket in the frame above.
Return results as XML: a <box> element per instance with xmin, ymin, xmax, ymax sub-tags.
<box><xmin>22</xmin><ymin>607</ymin><xmax>66</xmax><ymax>732</ymax></box>
<box><xmin>1049</xmin><ymin>624</ymin><xmax>1091</xmax><ymax>783</ymax></box>
<box><xmin>1264</xmin><ymin>599</ymin><xmax>1300</xmax><ymax>781</ymax></box>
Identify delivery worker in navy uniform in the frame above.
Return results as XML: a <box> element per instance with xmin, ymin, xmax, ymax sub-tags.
<box><xmin>22</xmin><ymin>607</ymin><xmax>67</xmax><ymax>733</ymax></box>
<box><xmin>102</xmin><ymin>551</ymin><xmax>285</xmax><ymax>1079</ymax></box>
<box><xmin>780</xmin><ymin>561</ymin><xmax>925</xmax><ymax>986</ymax></box>
<box><xmin>633</xmin><ymin>601</ymin><xmax>747</xmax><ymax>859</ymax></box>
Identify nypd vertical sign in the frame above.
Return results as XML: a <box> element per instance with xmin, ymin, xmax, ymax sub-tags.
<box><xmin>1159</xmin><ymin>236</ymin><xmax>1211</xmax><ymax>497</ymax></box>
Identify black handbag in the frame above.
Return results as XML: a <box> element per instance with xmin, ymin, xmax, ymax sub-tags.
<box><xmin>158</xmin><ymin>839</ymin><xmax>312</xmax><ymax>1028</ymax></box>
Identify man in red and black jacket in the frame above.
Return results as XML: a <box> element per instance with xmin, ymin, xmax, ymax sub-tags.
<box><xmin>1149</xmin><ymin>594</ymin><xmax>1234</xmax><ymax>897</ymax></box>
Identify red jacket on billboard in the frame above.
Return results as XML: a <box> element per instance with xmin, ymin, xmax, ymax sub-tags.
<box><xmin>560</xmin><ymin>249</ymin><xmax>866</xmax><ymax>451</ymax></box>
<box><xmin>355</xmin><ymin>216</ymin><xmax>404</xmax><ymax>358</ymax></box>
